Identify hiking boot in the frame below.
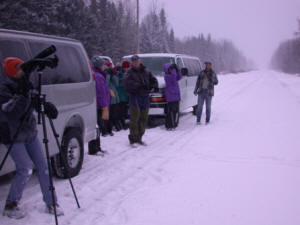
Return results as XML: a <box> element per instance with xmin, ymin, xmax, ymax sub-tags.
<box><xmin>3</xmin><ymin>202</ymin><xmax>26</xmax><ymax>219</ymax></box>
<box><xmin>46</xmin><ymin>204</ymin><xmax>64</xmax><ymax>216</ymax></box>
<box><xmin>205</xmin><ymin>118</ymin><xmax>210</xmax><ymax>124</ymax></box>
<box><xmin>137</xmin><ymin>140</ymin><xmax>147</xmax><ymax>146</ymax></box>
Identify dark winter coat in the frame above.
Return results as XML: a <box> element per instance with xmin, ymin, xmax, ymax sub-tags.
<box><xmin>123</xmin><ymin>64</ymin><xmax>158</xmax><ymax>110</ymax></box>
<box><xmin>116</xmin><ymin>67</ymin><xmax>128</xmax><ymax>103</ymax></box>
<box><xmin>164</xmin><ymin>63</ymin><xmax>182</xmax><ymax>102</ymax></box>
<box><xmin>94</xmin><ymin>68</ymin><xmax>110</xmax><ymax>109</ymax></box>
<box><xmin>0</xmin><ymin>75</ymin><xmax>37</xmax><ymax>144</ymax></box>
<box><xmin>194</xmin><ymin>69</ymin><xmax>218</xmax><ymax>96</ymax></box>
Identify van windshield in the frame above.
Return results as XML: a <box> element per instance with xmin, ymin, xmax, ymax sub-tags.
<box><xmin>126</xmin><ymin>57</ymin><xmax>173</xmax><ymax>76</ymax></box>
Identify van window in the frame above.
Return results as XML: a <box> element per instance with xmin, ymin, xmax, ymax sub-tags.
<box><xmin>139</xmin><ymin>57</ymin><xmax>175</xmax><ymax>76</ymax></box>
<box><xmin>29</xmin><ymin>42</ymin><xmax>90</xmax><ymax>85</ymax></box>
<box><xmin>0</xmin><ymin>39</ymin><xmax>29</xmax><ymax>80</ymax></box>
<box><xmin>176</xmin><ymin>57</ymin><xmax>184</xmax><ymax>69</ymax></box>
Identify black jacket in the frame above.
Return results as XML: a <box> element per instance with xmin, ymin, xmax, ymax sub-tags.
<box><xmin>194</xmin><ymin>69</ymin><xmax>218</xmax><ymax>96</ymax></box>
<box><xmin>0</xmin><ymin>76</ymin><xmax>37</xmax><ymax>144</ymax></box>
<box><xmin>123</xmin><ymin>64</ymin><xmax>158</xmax><ymax>96</ymax></box>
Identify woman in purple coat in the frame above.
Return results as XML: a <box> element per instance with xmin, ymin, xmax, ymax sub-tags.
<box><xmin>164</xmin><ymin>63</ymin><xmax>182</xmax><ymax>130</ymax></box>
<box><xmin>91</xmin><ymin>56</ymin><xmax>112</xmax><ymax>136</ymax></box>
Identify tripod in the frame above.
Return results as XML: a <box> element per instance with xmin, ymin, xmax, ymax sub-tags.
<box><xmin>0</xmin><ymin>72</ymin><xmax>80</xmax><ymax>225</ymax></box>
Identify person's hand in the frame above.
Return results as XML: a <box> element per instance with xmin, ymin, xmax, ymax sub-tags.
<box><xmin>110</xmin><ymin>89</ymin><xmax>115</xmax><ymax>97</ymax></box>
<box><xmin>194</xmin><ymin>91</ymin><xmax>198</xmax><ymax>96</ymax></box>
<box><xmin>102</xmin><ymin>107</ymin><xmax>109</xmax><ymax>120</ymax></box>
<box><xmin>44</xmin><ymin>101</ymin><xmax>58</xmax><ymax>119</ymax></box>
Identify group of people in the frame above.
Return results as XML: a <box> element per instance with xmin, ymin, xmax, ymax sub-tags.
<box><xmin>93</xmin><ymin>55</ymin><xmax>219</xmax><ymax>148</ymax></box>
<box><xmin>0</xmin><ymin>53</ymin><xmax>218</xmax><ymax>220</ymax></box>
<box><xmin>91</xmin><ymin>57</ymin><xmax>130</xmax><ymax>137</ymax></box>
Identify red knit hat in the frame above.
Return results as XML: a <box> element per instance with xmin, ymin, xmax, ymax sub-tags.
<box><xmin>2</xmin><ymin>57</ymin><xmax>24</xmax><ymax>78</ymax></box>
<box><xmin>104</xmin><ymin>61</ymin><xmax>112</xmax><ymax>68</ymax></box>
<box><xmin>122</xmin><ymin>61</ymin><xmax>130</xmax><ymax>69</ymax></box>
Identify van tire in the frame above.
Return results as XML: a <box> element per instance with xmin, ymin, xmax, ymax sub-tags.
<box><xmin>52</xmin><ymin>128</ymin><xmax>84</xmax><ymax>178</ymax></box>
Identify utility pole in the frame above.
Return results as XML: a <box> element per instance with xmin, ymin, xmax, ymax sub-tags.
<box><xmin>136</xmin><ymin>0</ymin><xmax>140</xmax><ymax>53</ymax></box>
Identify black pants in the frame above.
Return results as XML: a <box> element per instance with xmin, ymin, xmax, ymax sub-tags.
<box><xmin>119</xmin><ymin>102</ymin><xmax>128</xmax><ymax>126</ymax></box>
<box><xmin>165</xmin><ymin>101</ymin><xmax>179</xmax><ymax>129</ymax></box>
<box><xmin>97</xmin><ymin>109</ymin><xmax>112</xmax><ymax>135</ymax></box>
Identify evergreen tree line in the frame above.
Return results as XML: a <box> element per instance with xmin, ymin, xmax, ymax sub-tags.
<box><xmin>0</xmin><ymin>0</ymin><xmax>253</xmax><ymax>72</ymax></box>
<box><xmin>271</xmin><ymin>19</ymin><xmax>300</xmax><ymax>74</ymax></box>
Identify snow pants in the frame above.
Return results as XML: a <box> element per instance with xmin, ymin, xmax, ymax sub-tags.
<box><xmin>6</xmin><ymin>136</ymin><xmax>57</xmax><ymax>206</ymax></box>
<box><xmin>165</xmin><ymin>101</ymin><xmax>179</xmax><ymax>129</ymax></box>
<box><xmin>128</xmin><ymin>105</ymin><xmax>149</xmax><ymax>143</ymax></box>
<box><xmin>196</xmin><ymin>90</ymin><xmax>212</xmax><ymax>122</ymax></box>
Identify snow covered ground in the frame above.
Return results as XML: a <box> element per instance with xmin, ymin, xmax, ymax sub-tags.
<box><xmin>1</xmin><ymin>70</ymin><xmax>300</xmax><ymax>225</ymax></box>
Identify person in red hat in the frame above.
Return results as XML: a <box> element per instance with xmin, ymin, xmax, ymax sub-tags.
<box><xmin>0</xmin><ymin>57</ymin><xmax>64</xmax><ymax>219</ymax></box>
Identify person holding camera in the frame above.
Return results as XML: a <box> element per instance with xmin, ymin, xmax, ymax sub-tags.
<box><xmin>164</xmin><ymin>63</ymin><xmax>182</xmax><ymax>130</ymax></box>
<box><xmin>0</xmin><ymin>58</ymin><xmax>64</xmax><ymax>219</ymax></box>
<box><xmin>194</xmin><ymin>61</ymin><xmax>218</xmax><ymax>125</ymax></box>
<box><xmin>123</xmin><ymin>55</ymin><xmax>158</xmax><ymax>147</ymax></box>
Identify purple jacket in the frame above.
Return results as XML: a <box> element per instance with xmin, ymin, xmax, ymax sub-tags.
<box><xmin>164</xmin><ymin>63</ymin><xmax>182</xmax><ymax>102</ymax></box>
<box><xmin>94</xmin><ymin>68</ymin><xmax>110</xmax><ymax>109</ymax></box>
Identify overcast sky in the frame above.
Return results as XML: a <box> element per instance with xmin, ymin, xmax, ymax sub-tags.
<box><xmin>139</xmin><ymin>0</ymin><xmax>300</xmax><ymax>68</ymax></box>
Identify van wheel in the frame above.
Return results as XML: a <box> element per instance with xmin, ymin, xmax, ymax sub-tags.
<box><xmin>52</xmin><ymin>128</ymin><xmax>84</xmax><ymax>178</ymax></box>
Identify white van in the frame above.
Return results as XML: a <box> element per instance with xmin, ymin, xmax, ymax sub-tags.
<box><xmin>122</xmin><ymin>53</ymin><xmax>202</xmax><ymax>119</ymax></box>
<box><xmin>0</xmin><ymin>29</ymin><xmax>98</xmax><ymax>178</ymax></box>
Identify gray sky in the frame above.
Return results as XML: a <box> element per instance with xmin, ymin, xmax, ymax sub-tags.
<box><xmin>140</xmin><ymin>0</ymin><xmax>300</xmax><ymax>68</ymax></box>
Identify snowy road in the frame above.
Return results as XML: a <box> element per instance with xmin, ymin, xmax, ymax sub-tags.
<box><xmin>1</xmin><ymin>70</ymin><xmax>300</xmax><ymax>225</ymax></box>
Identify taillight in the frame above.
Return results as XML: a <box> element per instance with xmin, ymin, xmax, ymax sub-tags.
<box><xmin>151</xmin><ymin>97</ymin><xmax>166</xmax><ymax>102</ymax></box>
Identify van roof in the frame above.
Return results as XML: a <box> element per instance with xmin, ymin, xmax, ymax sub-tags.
<box><xmin>0</xmin><ymin>28</ymin><xmax>80</xmax><ymax>43</ymax></box>
<box><xmin>123</xmin><ymin>53</ymin><xmax>200</xmax><ymax>59</ymax></box>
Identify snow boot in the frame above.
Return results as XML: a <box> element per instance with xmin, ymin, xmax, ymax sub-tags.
<box><xmin>3</xmin><ymin>202</ymin><xmax>26</xmax><ymax>219</ymax></box>
<box><xmin>46</xmin><ymin>204</ymin><xmax>64</xmax><ymax>216</ymax></box>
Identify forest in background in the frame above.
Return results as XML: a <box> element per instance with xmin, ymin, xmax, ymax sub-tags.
<box><xmin>271</xmin><ymin>19</ymin><xmax>300</xmax><ymax>74</ymax></box>
<box><xmin>0</xmin><ymin>0</ymin><xmax>254</xmax><ymax>73</ymax></box>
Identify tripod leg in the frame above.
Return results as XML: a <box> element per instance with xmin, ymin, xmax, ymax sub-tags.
<box><xmin>48</xmin><ymin>118</ymin><xmax>80</xmax><ymax>209</ymax></box>
<box><xmin>40</xmin><ymin>111</ymin><xmax>58</xmax><ymax>225</ymax></box>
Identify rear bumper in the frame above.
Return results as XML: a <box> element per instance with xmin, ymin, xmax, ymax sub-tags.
<box><xmin>149</xmin><ymin>102</ymin><xmax>167</xmax><ymax>115</ymax></box>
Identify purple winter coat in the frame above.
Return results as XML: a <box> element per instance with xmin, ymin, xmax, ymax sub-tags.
<box><xmin>94</xmin><ymin>68</ymin><xmax>110</xmax><ymax>109</ymax></box>
<box><xmin>164</xmin><ymin>63</ymin><xmax>182</xmax><ymax>102</ymax></box>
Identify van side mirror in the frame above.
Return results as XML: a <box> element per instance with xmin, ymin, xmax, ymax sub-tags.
<box><xmin>181</xmin><ymin>68</ymin><xmax>188</xmax><ymax>76</ymax></box>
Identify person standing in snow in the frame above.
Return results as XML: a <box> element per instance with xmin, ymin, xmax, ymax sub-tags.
<box><xmin>115</xmin><ymin>61</ymin><xmax>130</xmax><ymax>129</ymax></box>
<box><xmin>123</xmin><ymin>55</ymin><xmax>158</xmax><ymax>147</ymax></box>
<box><xmin>164</xmin><ymin>63</ymin><xmax>182</xmax><ymax>130</ymax></box>
<box><xmin>194</xmin><ymin>61</ymin><xmax>218</xmax><ymax>124</ymax></box>
<box><xmin>91</xmin><ymin>56</ymin><xmax>112</xmax><ymax>136</ymax></box>
<box><xmin>0</xmin><ymin>57</ymin><xmax>64</xmax><ymax>219</ymax></box>
<box><xmin>105</xmin><ymin>61</ymin><xmax>121</xmax><ymax>132</ymax></box>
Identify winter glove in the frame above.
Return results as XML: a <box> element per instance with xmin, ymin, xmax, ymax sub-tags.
<box><xmin>44</xmin><ymin>101</ymin><xmax>58</xmax><ymax>119</ymax></box>
<box><xmin>17</xmin><ymin>77</ymin><xmax>33</xmax><ymax>97</ymax></box>
<box><xmin>170</xmin><ymin>63</ymin><xmax>179</xmax><ymax>72</ymax></box>
<box><xmin>194</xmin><ymin>91</ymin><xmax>198</xmax><ymax>96</ymax></box>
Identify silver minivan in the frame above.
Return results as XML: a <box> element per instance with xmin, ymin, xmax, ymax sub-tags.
<box><xmin>123</xmin><ymin>53</ymin><xmax>202</xmax><ymax>119</ymax></box>
<box><xmin>0</xmin><ymin>29</ymin><xmax>97</xmax><ymax>178</ymax></box>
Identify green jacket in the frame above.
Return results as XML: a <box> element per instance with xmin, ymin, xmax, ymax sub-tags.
<box><xmin>105</xmin><ymin>68</ymin><xmax>120</xmax><ymax>105</ymax></box>
<box><xmin>116</xmin><ymin>68</ymin><xmax>128</xmax><ymax>103</ymax></box>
